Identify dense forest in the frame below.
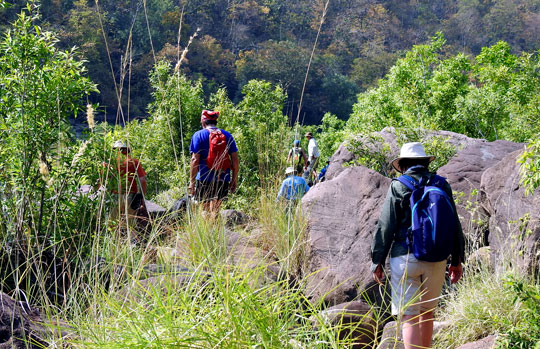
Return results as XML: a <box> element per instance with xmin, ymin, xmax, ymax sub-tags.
<box><xmin>3</xmin><ymin>0</ymin><xmax>540</xmax><ymax>124</ymax></box>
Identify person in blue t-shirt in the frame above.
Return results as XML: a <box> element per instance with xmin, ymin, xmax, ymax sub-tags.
<box><xmin>189</xmin><ymin>110</ymin><xmax>239</xmax><ymax>213</ymax></box>
<box><xmin>276</xmin><ymin>167</ymin><xmax>310</xmax><ymax>202</ymax></box>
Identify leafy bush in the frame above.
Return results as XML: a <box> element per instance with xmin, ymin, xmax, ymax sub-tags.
<box><xmin>345</xmin><ymin>128</ymin><xmax>457</xmax><ymax>176</ymax></box>
<box><xmin>518</xmin><ymin>139</ymin><xmax>540</xmax><ymax>196</ymax></box>
<box><xmin>497</xmin><ymin>277</ymin><xmax>540</xmax><ymax>348</ymax></box>
<box><xmin>347</xmin><ymin>33</ymin><xmax>540</xmax><ymax>143</ymax></box>
<box><xmin>0</xmin><ymin>2</ymin><xmax>98</xmax><ymax>296</ymax></box>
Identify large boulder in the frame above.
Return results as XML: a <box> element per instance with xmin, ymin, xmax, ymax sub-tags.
<box><xmin>303</xmin><ymin>129</ymin><xmax>526</xmax><ymax>305</ymax></box>
<box><xmin>302</xmin><ymin>166</ymin><xmax>390</xmax><ymax>305</ymax></box>
<box><xmin>437</xmin><ymin>140</ymin><xmax>523</xmax><ymax>246</ymax></box>
<box><xmin>481</xmin><ymin>149</ymin><xmax>540</xmax><ymax>271</ymax></box>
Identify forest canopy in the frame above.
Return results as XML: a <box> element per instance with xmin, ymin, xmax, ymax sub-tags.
<box><xmin>3</xmin><ymin>0</ymin><xmax>540</xmax><ymax>124</ymax></box>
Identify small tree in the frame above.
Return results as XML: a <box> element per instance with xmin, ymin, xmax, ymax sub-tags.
<box><xmin>0</xmin><ymin>1</ymin><xmax>97</xmax><ymax>295</ymax></box>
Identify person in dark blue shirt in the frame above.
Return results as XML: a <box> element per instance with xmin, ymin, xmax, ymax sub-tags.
<box><xmin>189</xmin><ymin>110</ymin><xmax>239</xmax><ymax>213</ymax></box>
<box><xmin>317</xmin><ymin>161</ymin><xmax>330</xmax><ymax>183</ymax></box>
<box><xmin>276</xmin><ymin>167</ymin><xmax>310</xmax><ymax>202</ymax></box>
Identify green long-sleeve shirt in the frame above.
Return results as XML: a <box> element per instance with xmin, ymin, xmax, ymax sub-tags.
<box><xmin>370</xmin><ymin>166</ymin><xmax>465</xmax><ymax>272</ymax></box>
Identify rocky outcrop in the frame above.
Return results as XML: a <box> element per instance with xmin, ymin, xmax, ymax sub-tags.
<box><xmin>303</xmin><ymin>129</ymin><xmax>531</xmax><ymax>305</ymax></box>
<box><xmin>302</xmin><ymin>166</ymin><xmax>390</xmax><ymax>305</ymax></box>
<box><xmin>482</xmin><ymin>150</ymin><xmax>540</xmax><ymax>272</ymax></box>
<box><xmin>0</xmin><ymin>292</ymin><xmax>64</xmax><ymax>348</ymax></box>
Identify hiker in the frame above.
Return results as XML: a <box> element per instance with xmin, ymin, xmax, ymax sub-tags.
<box><xmin>287</xmin><ymin>140</ymin><xmax>308</xmax><ymax>175</ymax></box>
<box><xmin>316</xmin><ymin>160</ymin><xmax>330</xmax><ymax>183</ymax></box>
<box><xmin>189</xmin><ymin>110</ymin><xmax>239</xmax><ymax>214</ymax></box>
<box><xmin>371</xmin><ymin>142</ymin><xmax>465</xmax><ymax>349</ymax></box>
<box><xmin>276</xmin><ymin>167</ymin><xmax>310</xmax><ymax>203</ymax></box>
<box><xmin>304</xmin><ymin>132</ymin><xmax>320</xmax><ymax>184</ymax></box>
<box><xmin>106</xmin><ymin>141</ymin><xmax>149</xmax><ymax>231</ymax></box>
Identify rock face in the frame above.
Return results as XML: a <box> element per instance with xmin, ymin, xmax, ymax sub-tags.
<box><xmin>0</xmin><ymin>292</ymin><xmax>58</xmax><ymax>348</ymax></box>
<box><xmin>303</xmin><ymin>129</ymin><xmax>533</xmax><ymax>305</ymax></box>
<box><xmin>482</xmin><ymin>150</ymin><xmax>540</xmax><ymax>272</ymax></box>
<box><xmin>302</xmin><ymin>166</ymin><xmax>390</xmax><ymax>305</ymax></box>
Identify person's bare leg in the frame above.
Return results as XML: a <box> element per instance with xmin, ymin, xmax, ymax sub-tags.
<box><xmin>419</xmin><ymin>310</ymin><xmax>435</xmax><ymax>348</ymax></box>
<box><xmin>402</xmin><ymin>314</ymin><xmax>422</xmax><ymax>349</ymax></box>
<box><xmin>206</xmin><ymin>199</ymin><xmax>222</xmax><ymax>218</ymax></box>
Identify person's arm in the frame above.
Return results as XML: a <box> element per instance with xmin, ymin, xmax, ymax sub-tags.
<box><xmin>229</xmin><ymin>152</ymin><xmax>239</xmax><ymax>193</ymax></box>
<box><xmin>276</xmin><ymin>180</ymin><xmax>286</xmax><ymax>200</ymax></box>
<box><xmin>135</xmin><ymin>160</ymin><xmax>147</xmax><ymax>195</ymax></box>
<box><xmin>371</xmin><ymin>183</ymin><xmax>400</xmax><ymax>283</ymax></box>
<box><xmin>287</xmin><ymin>149</ymin><xmax>292</xmax><ymax>163</ymax></box>
<box><xmin>445</xmin><ymin>181</ymin><xmax>465</xmax><ymax>284</ymax></box>
<box><xmin>139</xmin><ymin>176</ymin><xmax>147</xmax><ymax>195</ymax></box>
<box><xmin>189</xmin><ymin>153</ymin><xmax>200</xmax><ymax>196</ymax></box>
<box><xmin>302</xmin><ymin>149</ymin><xmax>308</xmax><ymax>168</ymax></box>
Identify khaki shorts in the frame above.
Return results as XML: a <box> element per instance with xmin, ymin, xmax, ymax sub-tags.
<box><xmin>390</xmin><ymin>254</ymin><xmax>446</xmax><ymax>316</ymax></box>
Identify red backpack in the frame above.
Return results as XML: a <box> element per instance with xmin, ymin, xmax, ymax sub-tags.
<box><xmin>206</xmin><ymin>129</ymin><xmax>231</xmax><ymax>171</ymax></box>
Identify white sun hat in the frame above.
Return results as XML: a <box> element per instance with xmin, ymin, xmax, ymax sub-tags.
<box><xmin>391</xmin><ymin>142</ymin><xmax>435</xmax><ymax>173</ymax></box>
<box><xmin>113</xmin><ymin>140</ymin><xmax>128</xmax><ymax>149</ymax></box>
<box><xmin>285</xmin><ymin>167</ymin><xmax>296</xmax><ymax>175</ymax></box>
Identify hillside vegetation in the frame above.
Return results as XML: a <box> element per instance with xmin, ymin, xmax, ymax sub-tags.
<box><xmin>3</xmin><ymin>0</ymin><xmax>540</xmax><ymax>123</ymax></box>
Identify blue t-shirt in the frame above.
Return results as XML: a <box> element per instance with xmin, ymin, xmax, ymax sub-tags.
<box><xmin>190</xmin><ymin>127</ymin><xmax>238</xmax><ymax>182</ymax></box>
<box><xmin>277</xmin><ymin>175</ymin><xmax>310</xmax><ymax>201</ymax></box>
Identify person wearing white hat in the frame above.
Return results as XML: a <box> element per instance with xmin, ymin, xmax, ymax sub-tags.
<box><xmin>371</xmin><ymin>142</ymin><xmax>465</xmax><ymax>349</ymax></box>
<box><xmin>276</xmin><ymin>167</ymin><xmax>310</xmax><ymax>202</ymax></box>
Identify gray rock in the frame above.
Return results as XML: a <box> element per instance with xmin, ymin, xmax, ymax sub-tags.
<box><xmin>482</xmin><ymin>149</ymin><xmax>540</xmax><ymax>272</ymax></box>
<box><xmin>456</xmin><ymin>335</ymin><xmax>497</xmax><ymax>349</ymax></box>
<box><xmin>465</xmin><ymin>246</ymin><xmax>492</xmax><ymax>271</ymax></box>
<box><xmin>438</xmin><ymin>140</ymin><xmax>523</xmax><ymax>247</ymax></box>
<box><xmin>315</xmin><ymin>301</ymin><xmax>377</xmax><ymax>348</ymax></box>
<box><xmin>378</xmin><ymin>320</ymin><xmax>449</xmax><ymax>349</ymax></box>
<box><xmin>302</xmin><ymin>166</ymin><xmax>391</xmax><ymax>305</ymax></box>
<box><xmin>0</xmin><ymin>292</ymin><xmax>65</xmax><ymax>348</ymax></box>
<box><xmin>220</xmin><ymin>209</ymin><xmax>249</xmax><ymax>227</ymax></box>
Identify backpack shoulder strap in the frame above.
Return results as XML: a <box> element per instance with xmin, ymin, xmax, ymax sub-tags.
<box><xmin>396</xmin><ymin>174</ymin><xmax>418</xmax><ymax>191</ymax></box>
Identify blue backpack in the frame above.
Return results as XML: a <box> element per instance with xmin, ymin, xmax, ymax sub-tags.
<box><xmin>397</xmin><ymin>174</ymin><xmax>456</xmax><ymax>262</ymax></box>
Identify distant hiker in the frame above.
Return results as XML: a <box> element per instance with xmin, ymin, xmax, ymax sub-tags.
<box><xmin>287</xmin><ymin>139</ymin><xmax>308</xmax><ymax>175</ymax></box>
<box><xmin>107</xmin><ymin>141</ymin><xmax>149</xmax><ymax>232</ymax></box>
<box><xmin>317</xmin><ymin>160</ymin><xmax>330</xmax><ymax>183</ymax></box>
<box><xmin>304</xmin><ymin>132</ymin><xmax>320</xmax><ymax>184</ymax></box>
<box><xmin>371</xmin><ymin>142</ymin><xmax>465</xmax><ymax>349</ymax></box>
<box><xmin>276</xmin><ymin>167</ymin><xmax>310</xmax><ymax>203</ymax></box>
<box><xmin>189</xmin><ymin>110</ymin><xmax>239</xmax><ymax>214</ymax></box>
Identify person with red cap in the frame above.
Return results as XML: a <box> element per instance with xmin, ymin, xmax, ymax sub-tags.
<box><xmin>189</xmin><ymin>110</ymin><xmax>239</xmax><ymax>213</ymax></box>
